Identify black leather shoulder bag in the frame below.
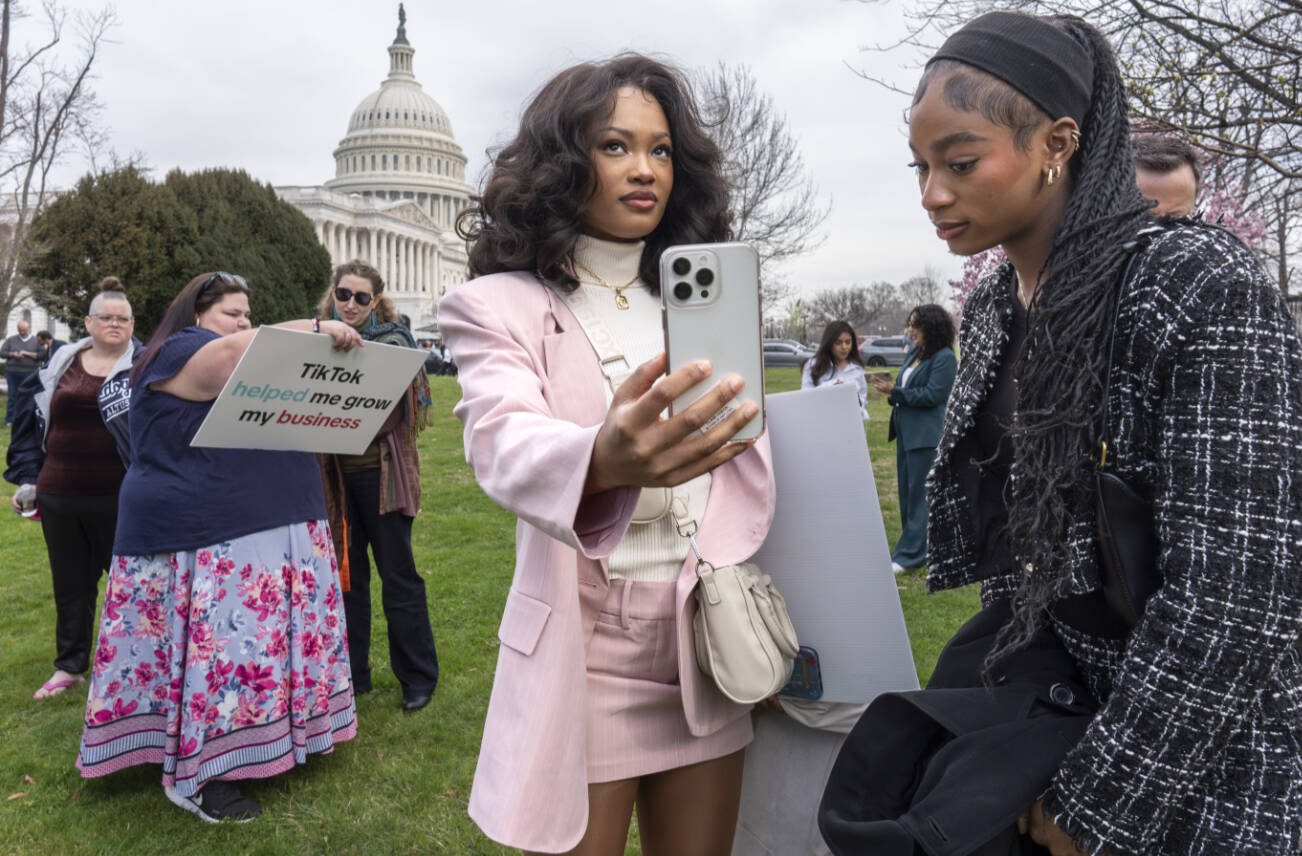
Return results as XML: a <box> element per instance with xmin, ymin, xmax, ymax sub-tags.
<box><xmin>1094</xmin><ymin>232</ymin><xmax>1163</xmax><ymax>628</ymax></box>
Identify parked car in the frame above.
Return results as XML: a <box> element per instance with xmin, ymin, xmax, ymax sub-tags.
<box><xmin>859</xmin><ymin>336</ymin><xmax>910</xmax><ymax>367</ymax></box>
<box><xmin>763</xmin><ymin>339</ymin><xmax>814</xmax><ymax>368</ymax></box>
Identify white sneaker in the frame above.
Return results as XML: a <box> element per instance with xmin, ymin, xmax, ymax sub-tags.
<box><xmin>891</xmin><ymin>562</ymin><xmax>906</xmax><ymax>575</ymax></box>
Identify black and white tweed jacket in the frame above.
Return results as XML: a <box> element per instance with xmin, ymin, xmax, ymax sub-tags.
<box><xmin>925</xmin><ymin>222</ymin><xmax>1302</xmax><ymax>855</ymax></box>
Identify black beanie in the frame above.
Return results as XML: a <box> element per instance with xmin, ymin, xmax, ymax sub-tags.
<box><xmin>926</xmin><ymin>12</ymin><xmax>1094</xmax><ymax>127</ymax></box>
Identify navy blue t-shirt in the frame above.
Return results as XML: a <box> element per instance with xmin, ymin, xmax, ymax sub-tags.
<box><xmin>114</xmin><ymin>327</ymin><xmax>326</xmax><ymax>555</ymax></box>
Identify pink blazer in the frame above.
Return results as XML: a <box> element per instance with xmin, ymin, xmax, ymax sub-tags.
<box><xmin>439</xmin><ymin>272</ymin><xmax>775</xmax><ymax>853</ymax></box>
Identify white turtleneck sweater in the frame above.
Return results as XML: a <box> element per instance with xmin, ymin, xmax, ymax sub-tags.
<box><xmin>569</xmin><ymin>235</ymin><xmax>711</xmax><ymax>583</ymax></box>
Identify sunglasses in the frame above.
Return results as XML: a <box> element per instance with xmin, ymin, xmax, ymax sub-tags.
<box><xmin>198</xmin><ymin>271</ymin><xmax>248</xmax><ymax>294</ymax></box>
<box><xmin>334</xmin><ymin>287</ymin><xmax>374</xmax><ymax>307</ymax></box>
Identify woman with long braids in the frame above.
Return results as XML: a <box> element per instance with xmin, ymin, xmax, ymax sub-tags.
<box><xmin>440</xmin><ymin>55</ymin><xmax>772</xmax><ymax>854</ymax></box>
<box><xmin>822</xmin><ymin>12</ymin><xmax>1299</xmax><ymax>856</ymax></box>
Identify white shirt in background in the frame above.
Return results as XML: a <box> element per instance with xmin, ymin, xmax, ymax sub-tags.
<box><xmin>801</xmin><ymin>360</ymin><xmax>869</xmax><ymax>419</ymax></box>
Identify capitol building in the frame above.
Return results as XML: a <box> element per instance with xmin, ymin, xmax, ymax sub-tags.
<box><xmin>276</xmin><ymin>6</ymin><xmax>473</xmax><ymax>331</ymax></box>
<box><xmin>2</xmin><ymin>6</ymin><xmax>469</xmax><ymax>342</ymax></box>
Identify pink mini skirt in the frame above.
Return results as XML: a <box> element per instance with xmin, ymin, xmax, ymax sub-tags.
<box><xmin>584</xmin><ymin>578</ymin><xmax>752</xmax><ymax>783</ymax></box>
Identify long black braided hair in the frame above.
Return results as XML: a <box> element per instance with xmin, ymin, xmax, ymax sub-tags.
<box><xmin>916</xmin><ymin>15</ymin><xmax>1153</xmax><ymax>663</ymax></box>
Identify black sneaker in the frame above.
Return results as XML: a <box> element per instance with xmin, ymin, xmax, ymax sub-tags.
<box><xmin>165</xmin><ymin>780</ymin><xmax>263</xmax><ymax>823</ymax></box>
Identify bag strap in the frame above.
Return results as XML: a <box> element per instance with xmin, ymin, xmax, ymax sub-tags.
<box><xmin>670</xmin><ymin>495</ymin><xmax>717</xmax><ymax>578</ymax></box>
<box><xmin>1096</xmin><ymin>225</ymin><xmax>1163</xmax><ymax>469</ymax></box>
<box><xmin>554</xmin><ymin>281</ymin><xmax>634</xmax><ymax>395</ymax></box>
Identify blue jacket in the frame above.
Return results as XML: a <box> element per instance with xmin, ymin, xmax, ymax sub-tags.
<box><xmin>4</xmin><ymin>337</ymin><xmax>140</xmax><ymax>485</ymax></box>
<box><xmin>887</xmin><ymin>346</ymin><xmax>956</xmax><ymax>450</ymax></box>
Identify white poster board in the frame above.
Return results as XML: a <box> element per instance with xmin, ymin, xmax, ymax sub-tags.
<box><xmin>191</xmin><ymin>326</ymin><xmax>426</xmax><ymax>455</ymax></box>
<box><xmin>752</xmin><ymin>383</ymin><xmax>919</xmax><ymax>703</ymax></box>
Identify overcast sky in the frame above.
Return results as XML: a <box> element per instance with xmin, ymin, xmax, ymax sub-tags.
<box><xmin>56</xmin><ymin>0</ymin><xmax>962</xmax><ymax>301</ymax></box>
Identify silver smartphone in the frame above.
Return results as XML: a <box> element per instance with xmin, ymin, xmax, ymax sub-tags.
<box><xmin>660</xmin><ymin>242</ymin><xmax>765</xmax><ymax>441</ymax></box>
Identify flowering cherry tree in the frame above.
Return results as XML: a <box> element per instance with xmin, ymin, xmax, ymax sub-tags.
<box><xmin>950</xmin><ymin>246</ymin><xmax>1006</xmax><ymax>314</ymax></box>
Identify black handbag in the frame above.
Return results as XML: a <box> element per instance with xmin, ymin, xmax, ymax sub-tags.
<box><xmin>1094</xmin><ymin>234</ymin><xmax>1162</xmax><ymax>628</ymax></box>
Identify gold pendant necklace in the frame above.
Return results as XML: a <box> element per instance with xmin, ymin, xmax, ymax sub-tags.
<box><xmin>575</xmin><ymin>261</ymin><xmax>639</xmax><ymax>310</ymax></box>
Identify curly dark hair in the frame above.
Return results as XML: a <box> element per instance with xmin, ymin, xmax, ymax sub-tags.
<box><xmin>906</xmin><ymin>304</ymin><xmax>956</xmax><ymax>360</ymax></box>
<box><xmin>915</xmin><ymin>15</ymin><xmax>1152</xmax><ymax>663</ymax></box>
<box><xmin>457</xmin><ymin>53</ymin><xmax>731</xmax><ymax>292</ymax></box>
<box><xmin>808</xmin><ymin>320</ymin><xmax>863</xmax><ymax>382</ymax></box>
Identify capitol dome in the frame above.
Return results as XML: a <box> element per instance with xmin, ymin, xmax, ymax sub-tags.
<box><xmin>324</xmin><ymin>5</ymin><xmax>473</xmax><ymax>232</ymax></box>
<box><xmin>346</xmin><ymin>79</ymin><xmax>455</xmax><ymax>138</ymax></box>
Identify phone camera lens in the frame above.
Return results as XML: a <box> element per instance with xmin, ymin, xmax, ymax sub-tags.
<box><xmin>673</xmin><ymin>281</ymin><xmax>692</xmax><ymax>301</ymax></box>
<box><xmin>700</xmin><ymin>289</ymin><xmax>710</xmax><ymax>299</ymax></box>
<box><xmin>671</xmin><ymin>257</ymin><xmax>691</xmax><ymax>276</ymax></box>
<box><xmin>695</xmin><ymin>268</ymin><xmax>714</xmax><ymax>286</ymax></box>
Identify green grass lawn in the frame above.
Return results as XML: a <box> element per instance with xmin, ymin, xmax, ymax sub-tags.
<box><xmin>0</xmin><ymin>370</ymin><xmax>977</xmax><ymax>854</ymax></box>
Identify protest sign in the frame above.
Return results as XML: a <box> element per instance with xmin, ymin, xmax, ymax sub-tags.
<box><xmin>752</xmin><ymin>383</ymin><xmax>919</xmax><ymax>703</ymax></box>
<box><xmin>191</xmin><ymin>326</ymin><xmax>426</xmax><ymax>455</ymax></box>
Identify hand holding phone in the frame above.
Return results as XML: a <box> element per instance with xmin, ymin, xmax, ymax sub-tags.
<box><xmin>661</xmin><ymin>243</ymin><xmax>765</xmax><ymax>442</ymax></box>
<box><xmin>585</xmin><ymin>353</ymin><xmax>758</xmax><ymax>494</ymax></box>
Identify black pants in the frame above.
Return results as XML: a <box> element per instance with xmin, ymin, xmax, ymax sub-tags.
<box><xmin>5</xmin><ymin>368</ymin><xmax>35</xmax><ymax>424</ymax></box>
<box><xmin>37</xmin><ymin>493</ymin><xmax>117</xmax><ymax>675</ymax></box>
<box><xmin>341</xmin><ymin>468</ymin><xmax>438</xmax><ymax>694</ymax></box>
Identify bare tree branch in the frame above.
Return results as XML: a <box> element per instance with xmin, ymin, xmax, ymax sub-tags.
<box><xmin>694</xmin><ymin>63</ymin><xmax>832</xmax><ymax>311</ymax></box>
<box><xmin>0</xmin><ymin>0</ymin><xmax>115</xmax><ymax>331</ymax></box>
<box><xmin>854</xmin><ymin>0</ymin><xmax>1300</xmax><ymax>293</ymax></box>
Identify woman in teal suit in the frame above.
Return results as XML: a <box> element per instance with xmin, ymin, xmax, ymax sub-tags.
<box><xmin>870</xmin><ymin>304</ymin><xmax>957</xmax><ymax>572</ymax></box>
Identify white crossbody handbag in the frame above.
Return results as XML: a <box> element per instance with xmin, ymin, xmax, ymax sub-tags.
<box><xmin>671</xmin><ymin>498</ymin><xmax>799</xmax><ymax>705</ymax></box>
<box><xmin>559</xmin><ymin>280</ymin><xmax>797</xmax><ymax>703</ymax></box>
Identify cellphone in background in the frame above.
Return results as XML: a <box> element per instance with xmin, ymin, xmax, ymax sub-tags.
<box><xmin>660</xmin><ymin>242</ymin><xmax>765</xmax><ymax>441</ymax></box>
<box><xmin>780</xmin><ymin>646</ymin><xmax>823</xmax><ymax>700</ymax></box>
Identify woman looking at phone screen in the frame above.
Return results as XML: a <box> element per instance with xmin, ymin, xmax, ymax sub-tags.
<box><xmin>891</xmin><ymin>11</ymin><xmax>1299</xmax><ymax>854</ymax></box>
<box><xmin>439</xmin><ymin>55</ymin><xmax>774</xmax><ymax>855</ymax></box>
<box><xmin>869</xmin><ymin>304</ymin><xmax>956</xmax><ymax>575</ymax></box>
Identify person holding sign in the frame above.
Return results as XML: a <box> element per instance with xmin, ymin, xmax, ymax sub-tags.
<box><xmin>440</xmin><ymin>55</ymin><xmax>774</xmax><ymax>855</ymax></box>
<box><xmin>315</xmin><ymin>261</ymin><xmax>438</xmax><ymax>713</ymax></box>
<box><xmin>77</xmin><ymin>272</ymin><xmax>362</xmax><ymax>823</ymax></box>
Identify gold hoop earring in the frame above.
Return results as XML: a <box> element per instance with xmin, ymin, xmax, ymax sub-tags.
<box><xmin>1070</xmin><ymin>131</ymin><xmax>1082</xmax><ymax>154</ymax></box>
<box><xmin>1045</xmin><ymin>164</ymin><xmax>1062</xmax><ymax>187</ymax></box>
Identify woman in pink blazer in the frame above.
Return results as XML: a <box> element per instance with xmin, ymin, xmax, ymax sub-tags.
<box><xmin>439</xmin><ymin>55</ymin><xmax>775</xmax><ymax>855</ymax></box>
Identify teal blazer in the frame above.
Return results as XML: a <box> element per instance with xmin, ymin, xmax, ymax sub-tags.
<box><xmin>887</xmin><ymin>346</ymin><xmax>957</xmax><ymax>450</ymax></box>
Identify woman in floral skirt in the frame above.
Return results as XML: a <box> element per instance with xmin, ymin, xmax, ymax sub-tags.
<box><xmin>76</xmin><ymin>272</ymin><xmax>363</xmax><ymax>822</ymax></box>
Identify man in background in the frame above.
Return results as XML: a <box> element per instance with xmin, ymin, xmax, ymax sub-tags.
<box><xmin>35</xmin><ymin>330</ymin><xmax>65</xmax><ymax>367</ymax></box>
<box><xmin>1133</xmin><ymin>135</ymin><xmax>1201</xmax><ymax>218</ymax></box>
<box><xmin>1</xmin><ymin>319</ymin><xmax>41</xmax><ymax>424</ymax></box>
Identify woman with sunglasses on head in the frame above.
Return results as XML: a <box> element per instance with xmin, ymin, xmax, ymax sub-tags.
<box><xmin>5</xmin><ymin>277</ymin><xmax>139</xmax><ymax>702</ymax></box>
<box><xmin>315</xmin><ymin>260</ymin><xmax>438</xmax><ymax>713</ymax></box>
<box><xmin>440</xmin><ymin>55</ymin><xmax>772</xmax><ymax>855</ymax></box>
<box><xmin>826</xmin><ymin>12</ymin><xmax>1299</xmax><ymax>855</ymax></box>
<box><xmin>76</xmin><ymin>272</ymin><xmax>363</xmax><ymax>823</ymax></box>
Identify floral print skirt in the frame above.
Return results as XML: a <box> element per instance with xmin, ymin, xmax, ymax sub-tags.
<box><xmin>76</xmin><ymin>520</ymin><xmax>356</xmax><ymax>796</ymax></box>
